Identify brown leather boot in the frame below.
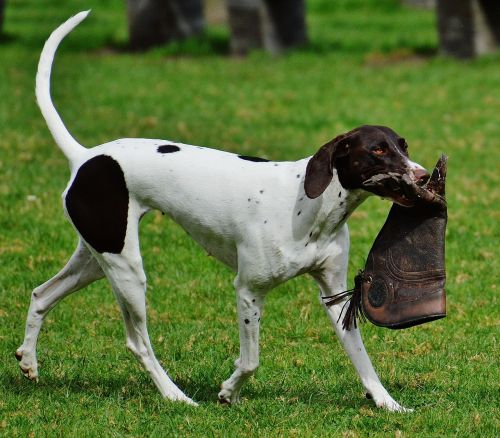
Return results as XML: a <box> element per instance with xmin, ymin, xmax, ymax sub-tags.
<box><xmin>325</xmin><ymin>155</ymin><xmax>448</xmax><ymax>330</ymax></box>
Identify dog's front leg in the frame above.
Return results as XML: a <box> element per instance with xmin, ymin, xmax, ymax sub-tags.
<box><xmin>218</xmin><ymin>282</ymin><xmax>264</xmax><ymax>404</ymax></box>
<box><xmin>320</xmin><ymin>296</ymin><xmax>411</xmax><ymax>412</ymax></box>
<box><xmin>312</xmin><ymin>237</ymin><xmax>411</xmax><ymax>412</ymax></box>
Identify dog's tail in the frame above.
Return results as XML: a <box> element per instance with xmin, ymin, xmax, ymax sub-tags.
<box><xmin>36</xmin><ymin>11</ymin><xmax>90</xmax><ymax>168</ymax></box>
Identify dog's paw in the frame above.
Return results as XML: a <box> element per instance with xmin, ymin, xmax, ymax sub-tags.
<box><xmin>218</xmin><ymin>388</ymin><xmax>241</xmax><ymax>405</ymax></box>
<box><xmin>161</xmin><ymin>386</ymin><xmax>198</xmax><ymax>406</ymax></box>
<box><xmin>15</xmin><ymin>348</ymin><xmax>39</xmax><ymax>382</ymax></box>
<box><xmin>371</xmin><ymin>393</ymin><xmax>413</xmax><ymax>413</ymax></box>
<box><xmin>173</xmin><ymin>395</ymin><xmax>198</xmax><ymax>407</ymax></box>
<box><xmin>162</xmin><ymin>392</ymin><xmax>198</xmax><ymax>406</ymax></box>
<box><xmin>377</xmin><ymin>399</ymin><xmax>413</xmax><ymax>413</ymax></box>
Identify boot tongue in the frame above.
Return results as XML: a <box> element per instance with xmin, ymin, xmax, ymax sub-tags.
<box><xmin>425</xmin><ymin>155</ymin><xmax>447</xmax><ymax>197</ymax></box>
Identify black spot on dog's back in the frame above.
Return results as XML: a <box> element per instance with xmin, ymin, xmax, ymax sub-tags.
<box><xmin>66</xmin><ymin>155</ymin><xmax>129</xmax><ymax>254</ymax></box>
<box><xmin>238</xmin><ymin>155</ymin><xmax>270</xmax><ymax>163</ymax></box>
<box><xmin>157</xmin><ymin>145</ymin><xmax>180</xmax><ymax>154</ymax></box>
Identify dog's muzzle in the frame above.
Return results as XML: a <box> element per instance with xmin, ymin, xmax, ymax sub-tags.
<box><xmin>362</xmin><ymin>164</ymin><xmax>434</xmax><ymax>207</ymax></box>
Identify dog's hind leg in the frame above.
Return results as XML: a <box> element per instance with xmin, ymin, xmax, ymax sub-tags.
<box><xmin>16</xmin><ymin>239</ymin><xmax>104</xmax><ymax>380</ymax></box>
<box><xmin>93</xmin><ymin>219</ymin><xmax>197</xmax><ymax>406</ymax></box>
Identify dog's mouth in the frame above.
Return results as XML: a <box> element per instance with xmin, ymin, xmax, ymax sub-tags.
<box><xmin>362</xmin><ymin>172</ymin><xmax>430</xmax><ymax>207</ymax></box>
<box><xmin>385</xmin><ymin>190</ymin><xmax>415</xmax><ymax>207</ymax></box>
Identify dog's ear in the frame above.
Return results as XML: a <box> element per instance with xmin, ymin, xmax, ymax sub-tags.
<box><xmin>304</xmin><ymin>134</ymin><xmax>350</xmax><ymax>199</ymax></box>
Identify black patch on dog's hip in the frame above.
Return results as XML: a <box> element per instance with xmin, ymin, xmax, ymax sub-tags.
<box><xmin>66</xmin><ymin>155</ymin><xmax>129</xmax><ymax>254</ymax></box>
<box><xmin>238</xmin><ymin>155</ymin><xmax>270</xmax><ymax>162</ymax></box>
<box><xmin>157</xmin><ymin>145</ymin><xmax>180</xmax><ymax>154</ymax></box>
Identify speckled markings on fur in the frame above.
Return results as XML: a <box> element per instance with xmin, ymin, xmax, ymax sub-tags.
<box><xmin>16</xmin><ymin>11</ymin><xmax>427</xmax><ymax>412</ymax></box>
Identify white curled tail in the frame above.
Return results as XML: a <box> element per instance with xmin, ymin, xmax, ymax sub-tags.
<box><xmin>36</xmin><ymin>10</ymin><xmax>90</xmax><ymax>168</ymax></box>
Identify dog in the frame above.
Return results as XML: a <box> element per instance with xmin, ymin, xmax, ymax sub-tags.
<box><xmin>16</xmin><ymin>11</ymin><xmax>429</xmax><ymax>411</ymax></box>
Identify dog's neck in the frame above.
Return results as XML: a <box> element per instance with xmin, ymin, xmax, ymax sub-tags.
<box><xmin>302</xmin><ymin>169</ymin><xmax>370</xmax><ymax>239</ymax></box>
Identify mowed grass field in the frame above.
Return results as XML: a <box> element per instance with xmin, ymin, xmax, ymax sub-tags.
<box><xmin>1</xmin><ymin>0</ymin><xmax>499</xmax><ymax>435</ymax></box>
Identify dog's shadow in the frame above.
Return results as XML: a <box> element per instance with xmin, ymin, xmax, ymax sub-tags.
<box><xmin>2</xmin><ymin>369</ymin><xmax>221</xmax><ymax>403</ymax></box>
<box><xmin>2</xmin><ymin>371</ymin><xmax>153</xmax><ymax>398</ymax></box>
<box><xmin>2</xmin><ymin>370</ymin><xmax>372</xmax><ymax>409</ymax></box>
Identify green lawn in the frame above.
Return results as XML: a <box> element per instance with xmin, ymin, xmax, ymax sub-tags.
<box><xmin>1</xmin><ymin>0</ymin><xmax>499</xmax><ymax>435</ymax></box>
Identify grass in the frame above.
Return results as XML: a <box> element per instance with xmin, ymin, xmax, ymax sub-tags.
<box><xmin>1</xmin><ymin>0</ymin><xmax>499</xmax><ymax>435</ymax></box>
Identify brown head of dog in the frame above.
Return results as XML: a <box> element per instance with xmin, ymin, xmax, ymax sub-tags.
<box><xmin>305</xmin><ymin>125</ymin><xmax>429</xmax><ymax>206</ymax></box>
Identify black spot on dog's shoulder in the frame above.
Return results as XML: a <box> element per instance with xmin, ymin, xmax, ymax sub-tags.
<box><xmin>297</xmin><ymin>211</ymin><xmax>301</xmax><ymax>216</ymax></box>
<box><xmin>244</xmin><ymin>319</ymin><xmax>250</xmax><ymax>324</ymax></box>
<box><xmin>157</xmin><ymin>145</ymin><xmax>180</xmax><ymax>154</ymax></box>
<box><xmin>238</xmin><ymin>155</ymin><xmax>269</xmax><ymax>163</ymax></box>
<box><xmin>66</xmin><ymin>155</ymin><xmax>129</xmax><ymax>254</ymax></box>
<box><xmin>338</xmin><ymin>192</ymin><xmax>342</xmax><ymax>197</ymax></box>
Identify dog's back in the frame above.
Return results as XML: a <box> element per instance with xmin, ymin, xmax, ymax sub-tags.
<box><xmin>65</xmin><ymin>137</ymin><xmax>318</xmax><ymax>272</ymax></box>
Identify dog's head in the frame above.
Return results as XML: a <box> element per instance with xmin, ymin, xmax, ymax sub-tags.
<box><xmin>304</xmin><ymin>125</ymin><xmax>429</xmax><ymax>206</ymax></box>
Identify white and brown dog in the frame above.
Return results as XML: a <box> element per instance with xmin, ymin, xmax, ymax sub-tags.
<box><xmin>16</xmin><ymin>11</ymin><xmax>429</xmax><ymax>411</ymax></box>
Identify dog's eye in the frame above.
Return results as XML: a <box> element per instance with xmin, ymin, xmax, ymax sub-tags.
<box><xmin>372</xmin><ymin>144</ymin><xmax>387</xmax><ymax>156</ymax></box>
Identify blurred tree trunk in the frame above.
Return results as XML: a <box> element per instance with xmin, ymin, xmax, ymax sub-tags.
<box><xmin>126</xmin><ymin>0</ymin><xmax>205</xmax><ymax>50</ymax></box>
<box><xmin>0</xmin><ymin>0</ymin><xmax>5</xmax><ymax>34</ymax></box>
<box><xmin>263</xmin><ymin>0</ymin><xmax>307</xmax><ymax>53</ymax></box>
<box><xmin>437</xmin><ymin>0</ymin><xmax>500</xmax><ymax>58</ymax></box>
<box><xmin>226</xmin><ymin>0</ymin><xmax>262</xmax><ymax>55</ymax></box>
<box><xmin>227</xmin><ymin>0</ymin><xmax>307</xmax><ymax>55</ymax></box>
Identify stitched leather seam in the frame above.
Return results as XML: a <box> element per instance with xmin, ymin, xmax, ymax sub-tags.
<box><xmin>385</xmin><ymin>250</ymin><xmax>445</xmax><ymax>283</ymax></box>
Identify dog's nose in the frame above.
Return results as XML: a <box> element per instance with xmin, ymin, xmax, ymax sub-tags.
<box><xmin>412</xmin><ymin>168</ymin><xmax>430</xmax><ymax>185</ymax></box>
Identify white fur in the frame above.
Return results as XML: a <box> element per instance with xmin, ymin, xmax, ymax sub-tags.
<box><xmin>35</xmin><ymin>10</ymin><xmax>89</xmax><ymax>169</ymax></box>
<box><xmin>17</xmin><ymin>12</ymin><xmax>414</xmax><ymax>412</ymax></box>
